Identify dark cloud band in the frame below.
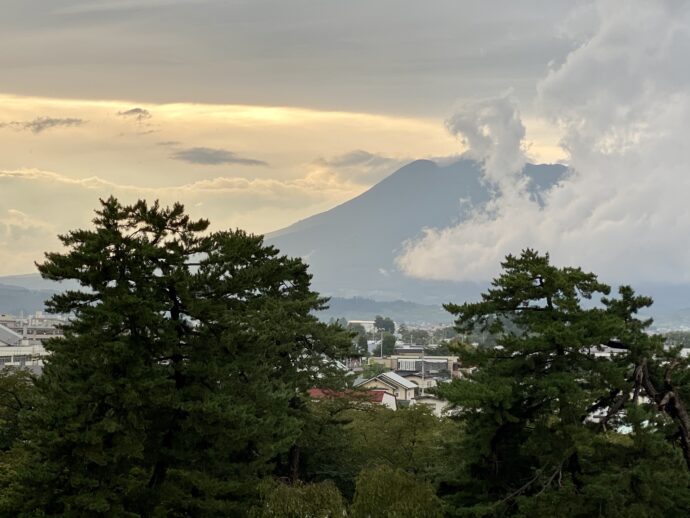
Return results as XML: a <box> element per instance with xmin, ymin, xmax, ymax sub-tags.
<box><xmin>171</xmin><ymin>147</ymin><xmax>268</xmax><ymax>166</ymax></box>
<box><xmin>0</xmin><ymin>117</ymin><xmax>85</xmax><ymax>134</ymax></box>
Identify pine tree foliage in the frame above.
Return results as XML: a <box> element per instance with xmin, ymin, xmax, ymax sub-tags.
<box><xmin>7</xmin><ymin>197</ymin><xmax>350</xmax><ymax>517</ymax></box>
<box><xmin>438</xmin><ymin>249</ymin><xmax>690</xmax><ymax>516</ymax></box>
<box><xmin>0</xmin><ymin>368</ymin><xmax>34</xmax><ymax>452</ymax></box>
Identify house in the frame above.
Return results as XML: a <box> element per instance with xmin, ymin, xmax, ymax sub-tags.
<box><xmin>308</xmin><ymin>387</ymin><xmax>397</xmax><ymax>410</ymax></box>
<box><xmin>367</xmin><ymin>389</ymin><xmax>398</xmax><ymax>410</ymax></box>
<box><xmin>398</xmin><ymin>373</ymin><xmax>437</xmax><ymax>391</ymax></box>
<box><xmin>354</xmin><ymin>371</ymin><xmax>418</xmax><ymax>401</ymax></box>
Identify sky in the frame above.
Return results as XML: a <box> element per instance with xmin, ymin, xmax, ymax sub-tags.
<box><xmin>2</xmin><ymin>0</ymin><xmax>686</xmax><ymax>287</ymax></box>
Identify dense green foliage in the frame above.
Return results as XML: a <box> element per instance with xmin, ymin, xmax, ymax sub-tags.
<box><xmin>399</xmin><ymin>324</ymin><xmax>431</xmax><ymax>346</ymax></box>
<box><xmin>374</xmin><ymin>315</ymin><xmax>396</xmax><ymax>334</ymax></box>
<box><xmin>0</xmin><ymin>198</ymin><xmax>351</xmax><ymax>516</ymax></box>
<box><xmin>347</xmin><ymin>322</ymin><xmax>369</xmax><ymax>357</ymax></box>
<box><xmin>251</xmin><ymin>480</ymin><xmax>346</xmax><ymax>518</ymax></box>
<box><xmin>251</xmin><ymin>399</ymin><xmax>452</xmax><ymax>516</ymax></box>
<box><xmin>350</xmin><ymin>465</ymin><xmax>444</xmax><ymax>518</ymax></box>
<box><xmin>438</xmin><ymin>250</ymin><xmax>690</xmax><ymax>516</ymax></box>
<box><xmin>3</xmin><ymin>206</ymin><xmax>690</xmax><ymax>518</ymax></box>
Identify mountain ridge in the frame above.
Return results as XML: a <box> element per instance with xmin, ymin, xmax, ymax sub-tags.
<box><xmin>266</xmin><ymin>157</ymin><xmax>567</xmax><ymax>303</ymax></box>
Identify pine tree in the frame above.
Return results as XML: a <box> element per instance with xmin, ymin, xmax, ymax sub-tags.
<box><xmin>438</xmin><ymin>249</ymin><xmax>690</xmax><ymax>516</ymax></box>
<box><xmin>7</xmin><ymin>197</ymin><xmax>350</xmax><ymax>517</ymax></box>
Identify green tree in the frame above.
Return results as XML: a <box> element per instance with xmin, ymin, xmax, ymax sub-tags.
<box><xmin>0</xmin><ymin>368</ymin><xmax>35</xmax><ymax>512</ymax></box>
<box><xmin>348</xmin><ymin>405</ymin><xmax>451</xmax><ymax>481</ymax></box>
<box><xmin>438</xmin><ymin>249</ymin><xmax>690</xmax><ymax>516</ymax></box>
<box><xmin>7</xmin><ymin>198</ymin><xmax>350</xmax><ymax>517</ymax></box>
<box><xmin>372</xmin><ymin>332</ymin><xmax>396</xmax><ymax>357</ymax></box>
<box><xmin>374</xmin><ymin>315</ymin><xmax>395</xmax><ymax>334</ymax></box>
<box><xmin>399</xmin><ymin>325</ymin><xmax>430</xmax><ymax>346</ymax></box>
<box><xmin>347</xmin><ymin>323</ymin><xmax>369</xmax><ymax>357</ymax></box>
<box><xmin>361</xmin><ymin>362</ymin><xmax>389</xmax><ymax>380</ymax></box>
<box><xmin>0</xmin><ymin>368</ymin><xmax>34</xmax><ymax>452</ymax></box>
<box><xmin>432</xmin><ymin>326</ymin><xmax>458</xmax><ymax>343</ymax></box>
<box><xmin>355</xmin><ymin>334</ymin><xmax>368</xmax><ymax>357</ymax></box>
<box><xmin>250</xmin><ymin>479</ymin><xmax>346</xmax><ymax>518</ymax></box>
<box><xmin>350</xmin><ymin>464</ymin><xmax>443</xmax><ymax>518</ymax></box>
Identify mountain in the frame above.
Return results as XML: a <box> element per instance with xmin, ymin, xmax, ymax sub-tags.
<box><xmin>266</xmin><ymin>158</ymin><xmax>567</xmax><ymax>304</ymax></box>
<box><xmin>320</xmin><ymin>297</ymin><xmax>453</xmax><ymax>325</ymax></box>
<box><xmin>0</xmin><ymin>159</ymin><xmax>564</xmax><ymax>317</ymax></box>
<box><xmin>0</xmin><ymin>283</ymin><xmax>55</xmax><ymax>315</ymax></box>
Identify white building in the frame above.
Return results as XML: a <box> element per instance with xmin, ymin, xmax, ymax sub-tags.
<box><xmin>0</xmin><ymin>312</ymin><xmax>66</xmax><ymax>345</ymax></box>
<box><xmin>0</xmin><ymin>313</ymin><xmax>64</xmax><ymax>371</ymax></box>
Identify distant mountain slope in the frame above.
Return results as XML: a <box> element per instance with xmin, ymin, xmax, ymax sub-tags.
<box><xmin>320</xmin><ymin>297</ymin><xmax>453</xmax><ymax>325</ymax></box>
<box><xmin>267</xmin><ymin>158</ymin><xmax>567</xmax><ymax>304</ymax></box>
<box><xmin>0</xmin><ymin>284</ymin><xmax>54</xmax><ymax>315</ymax></box>
<box><xmin>0</xmin><ymin>274</ymin><xmax>79</xmax><ymax>292</ymax></box>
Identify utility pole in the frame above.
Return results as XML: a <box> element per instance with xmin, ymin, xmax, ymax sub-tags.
<box><xmin>421</xmin><ymin>343</ymin><xmax>425</xmax><ymax>396</ymax></box>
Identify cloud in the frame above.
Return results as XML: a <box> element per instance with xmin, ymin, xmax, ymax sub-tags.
<box><xmin>0</xmin><ymin>117</ymin><xmax>85</xmax><ymax>134</ymax></box>
<box><xmin>312</xmin><ymin>150</ymin><xmax>408</xmax><ymax>185</ymax></box>
<box><xmin>398</xmin><ymin>0</ymin><xmax>690</xmax><ymax>285</ymax></box>
<box><xmin>117</xmin><ymin>107</ymin><xmax>152</xmax><ymax>123</ymax></box>
<box><xmin>0</xmin><ymin>166</ymin><xmax>357</xmax><ymax>212</ymax></box>
<box><xmin>0</xmin><ymin>164</ymin><xmax>368</xmax><ymax>275</ymax></box>
<box><xmin>0</xmin><ymin>209</ymin><xmax>52</xmax><ymax>243</ymax></box>
<box><xmin>170</xmin><ymin>147</ymin><xmax>268</xmax><ymax>166</ymax></box>
<box><xmin>55</xmin><ymin>0</ymin><xmax>203</xmax><ymax>15</ymax></box>
<box><xmin>0</xmin><ymin>208</ymin><xmax>56</xmax><ymax>274</ymax></box>
<box><xmin>445</xmin><ymin>93</ymin><xmax>527</xmax><ymax>190</ymax></box>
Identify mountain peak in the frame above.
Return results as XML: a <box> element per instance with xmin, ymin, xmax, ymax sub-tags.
<box><xmin>267</xmin><ymin>158</ymin><xmax>567</xmax><ymax>302</ymax></box>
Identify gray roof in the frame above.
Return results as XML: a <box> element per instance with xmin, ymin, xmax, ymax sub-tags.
<box><xmin>0</xmin><ymin>324</ymin><xmax>21</xmax><ymax>346</ymax></box>
<box><xmin>355</xmin><ymin>370</ymin><xmax>418</xmax><ymax>390</ymax></box>
<box><xmin>380</xmin><ymin>371</ymin><xmax>418</xmax><ymax>389</ymax></box>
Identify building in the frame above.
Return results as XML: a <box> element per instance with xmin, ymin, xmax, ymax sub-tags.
<box><xmin>308</xmin><ymin>387</ymin><xmax>397</xmax><ymax>410</ymax></box>
<box><xmin>368</xmin><ymin>355</ymin><xmax>461</xmax><ymax>379</ymax></box>
<box><xmin>0</xmin><ymin>312</ymin><xmax>66</xmax><ymax>345</ymax></box>
<box><xmin>0</xmin><ymin>323</ymin><xmax>21</xmax><ymax>347</ymax></box>
<box><xmin>0</xmin><ymin>313</ymin><xmax>64</xmax><ymax>372</ymax></box>
<box><xmin>0</xmin><ymin>343</ymin><xmax>48</xmax><ymax>369</ymax></box>
<box><xmin>354</xmin><ymin>371</ymin><xmax>418</xmax><ymax>402</ymax></box>
<box><xmin>393</xmin><ymin>345</ymin><xmax>425</xmax><ymax>355</ymax></box>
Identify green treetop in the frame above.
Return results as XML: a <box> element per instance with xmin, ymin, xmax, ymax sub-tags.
<box><xmin>374</xmin><ymin>315</ymin><xmax>395</xmax><ymax>334</ymax></box>
<box><xmin>438</xmin><ymin>249</ymin><xmax>690</xmax><ymax>516</ymax></box>
<box><xmin>7</xmin><ymin>197</ymin><xmax>350</xmax><ymax>517</ymax></box>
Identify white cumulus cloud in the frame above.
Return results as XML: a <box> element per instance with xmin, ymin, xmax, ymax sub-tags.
<box><xmin>398</xmin><ymin>0</ymin><xmax>690</xmax><ymax>285</ymax></box>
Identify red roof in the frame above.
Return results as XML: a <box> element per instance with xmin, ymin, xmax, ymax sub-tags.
<box><xmin>308</xmin><ymin>388</ymin><xmax>341</xmax><ymax>399</ymax></box>
<box><xmin>368</xmin><ymin>390</ymin><xmax>389</xmax><ymax>403</ymax></box>
<box><xmin>308</xmin><ymin>387</ymin><xmax>392</xmax><ymax>403</ymax></box>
